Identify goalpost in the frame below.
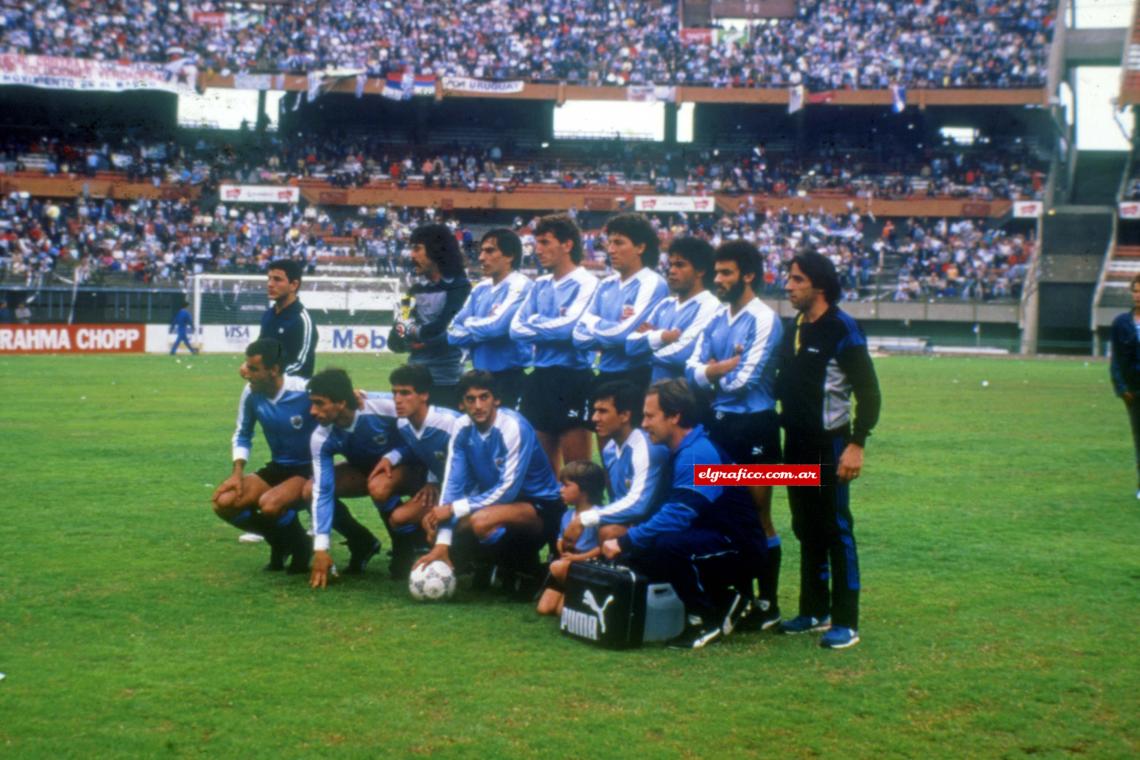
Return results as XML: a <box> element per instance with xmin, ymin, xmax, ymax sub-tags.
<box><xmin>189</xmin><ymin>274</ymin><xmax>403</xmax><ymax>352</ymax></box>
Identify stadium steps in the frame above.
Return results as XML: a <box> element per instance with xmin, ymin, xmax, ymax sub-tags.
<box><xmin>1071</xmin><ymin>151</ymin><xmax>1129</xmax><ymax>206</ymax></box>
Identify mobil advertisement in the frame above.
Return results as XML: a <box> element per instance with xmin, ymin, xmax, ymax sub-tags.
<box><xmin>142</xmin><ymin>325</ymin><xmax>393</xmax><ymax>353</ymax></box>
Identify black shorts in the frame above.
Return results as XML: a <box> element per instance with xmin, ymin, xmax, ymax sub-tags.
<box><xmin>595</xmin><ymin>365</ymin><xmax>653</xmax><ymax>396</ymax></box>
<box><xmin>519</xmin><ymin>366</ymin><xmax>595</xmax><ymax>435</ymax></box>
<box><xmin>532</xmin><ymin>497</ymin><xmax>567</xmax><ymax>544</ymax></box>
<box><xmin>491</xmin><ymin>367</ymin><xmax>527</xmax><ymax>410</ymax></box>
<box><xmin>255</xmin><ymin>461</ymin><xmax>313</xmax><ymax>487</ymax></box>
<box><xmin>707</xmin><ymin>409</ymin><xmax>781</xmax><ymax>465</ymax></box>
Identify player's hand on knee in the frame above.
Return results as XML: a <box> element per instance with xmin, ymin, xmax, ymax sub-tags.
<box><xmin>369</xmin><ymin>457</ymin><xmax>393</xmax><ymax>482</ymax></box>
<box><xmin>310</xmin><ymin>550</ymin><xmax>335</xmax><ymax>590</ymax></box>
<box><xmin>417</xmin><ymin>483</ymin><xmax>440</xmax><ymax>510</ymax></box>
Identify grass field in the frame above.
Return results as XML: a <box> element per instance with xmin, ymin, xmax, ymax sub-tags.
<box><xmin>0</xmin><ymin>352</ymin><xmax>1137</xmax><ymax>758</ymax></box>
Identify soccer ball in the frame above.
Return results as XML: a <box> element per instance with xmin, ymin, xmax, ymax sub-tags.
<box><xmin>408</xmin><ymin>560</ymin><xmax>456</xmax><ymax>601</ymax></box>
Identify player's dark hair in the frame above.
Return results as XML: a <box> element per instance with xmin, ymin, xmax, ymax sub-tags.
<box><xmin>389</xmin><ymin>364</ymin><xmax>433</xmax><ymax>394</ymax></box>
<box><xmin>593</xmin><ymin>381</ymin><xmax>643</xmax><ymax>426</ymax></box>
<box><xmin>457</xmin><ymin>369</ymin><xmax>498</xmax><ymax>400</ymax></box>
<box><xmin>268</xmin><ymin>258</ymin><xmax>303</xmax><ymax>284</ymax></box>
<box><xmin>668</xmin><ymin>236</ymin><xmax>715</xmax><ymax>289</ymax></box>
<box><xmin>481</xmin><ymin>228</ymin><xmax>523</xmax><ymax>270</ymax></box>
<box><xmin>534</xmin><ymin>213</ymin><xmax>583</xmax><ymax>264</ymax></box>
<box><xmin>715</xmin><ymin>240</ymin><xmax>761</xmax><ymax>280</ymax></box>
<box><xmin>647</xmin><ymin>378</ymin><xmax>699</xmax><ymax>428</ymax></box>
<box><xmin>307</xmin><ymin>368</ymin><xmax>359</xmax><ymax>410</ymax></box>
<box><xmin>791</xmin><ymin>249</ymin><xmax>841</xmax><ymax>305</ymax></box>
<box><xmin>604</xmin><ymin>213</ymin><xmax>658</xmax><ymax>268</ymax></box>
<box><xmin>410</xmin><ymin>223</ymin><xmax>465</xmax><ymax>279</ymax></box>
<box><xmin>559</xmin><ymin>460</ymin><xmax>607</xmax><ymax>506</ymax></box>
<box><xmin>245</xmin><ymin>338</ymin><xmax>285</xmax><ymax>370</ymax></box>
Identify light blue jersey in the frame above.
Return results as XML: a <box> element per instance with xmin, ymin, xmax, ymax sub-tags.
<box><xmin>560</xmin><ymin>509</ymin><xmax>598</xmax><ymax>553</ymax></box>
<box><xmin>509</xmin><ymin>266</ymin><xmax>598</xmax><ymax>370</ymax></box>
<box><xmin>572</xmin><ymin>267</ymin><xmax>668</xmax><ymax>373</ymax></box>
<box><xmin>685</xmin><ymin>298</ymin><xmax>783</xmax><ymax>414</ymax></box>
<box><xmin>309</xmin><ymin>393</ymin><xmax>399</xmax><ymax>552</ymax></box>
<box><xmin>447</xmin><ymin>270</ymin><xmax>533</xmax><ymax>372</ymax></box>
<box><xmin>626</xmin><ymin>290</ymin><xmax>721</xmax><ymax>383</ymax></box>
<box><xmin>231</xmin><ymin>375</ymin><xmax>314</xmax><ymax>467</ymax></box>
<box><xmin>384</xmin><ymin>405</ymin><xmax>463</xmax><ymax>483</ymax></box>
<box><xmin>578</xmin><ymin>428</ymin><xmax>669</xmax><ymax>529</ymax></box>
<box><xmin>436</xmin><ymin>407</ymin><xmax>561</xmax><ymax>546</ymax></box>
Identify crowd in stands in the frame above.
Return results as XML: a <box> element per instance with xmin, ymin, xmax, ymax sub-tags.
<box><xmin>0</xmin><ymin>0</ymin><xmax>1056</xmax><ymax>89</ymax></box>
<box><xmin>0</xmin><ymin>191</ymin><xmax>459</xmax><ymax>286</ymax></box>
<box><xmin>3</xmin><ymin>129</ymin><xmax>1047</xmax><ymax>203</ymax></box>
<box><xmin>0</xmin><ymin>185</ymin><xmax>1031</xmax><ymax>303</ymax></box>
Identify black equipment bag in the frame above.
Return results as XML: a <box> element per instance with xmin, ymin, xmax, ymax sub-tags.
<box><xmin>560</xmin><ymin>560</ymin><xmax>684</xmax><ymax>649</ymax></box>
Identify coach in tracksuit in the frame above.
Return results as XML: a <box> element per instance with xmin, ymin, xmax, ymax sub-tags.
<box><xmin>777</xmin><ymin>250</ymin><xmax>881</xmax><ymax>650</ymax></box>
<box><xmin>390</xmin><ymin>224</ymin><xmax>472</xmax><ymax>409</ymax></box>
<box><xmin>1109</xmin><ymin>272</ymin><xmax>1140</xmax><ymax>497</ymax></box>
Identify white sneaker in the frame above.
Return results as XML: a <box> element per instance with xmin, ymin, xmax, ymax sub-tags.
<box><xmin>238</xmin><ymin>532</ymin><xmax>265</xmax><ymax>544</ymax></box>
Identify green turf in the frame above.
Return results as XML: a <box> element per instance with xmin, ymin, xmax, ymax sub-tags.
<box><xmin>0</xmin><ymin>353</ymin><xmax>1137</xmax><ymax>758</ymax></box>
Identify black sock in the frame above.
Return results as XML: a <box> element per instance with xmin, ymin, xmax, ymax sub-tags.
<box><xmin>333</xmin><ymin>499</ymin><xmax>377</xmax><ymax>553</ymax></box>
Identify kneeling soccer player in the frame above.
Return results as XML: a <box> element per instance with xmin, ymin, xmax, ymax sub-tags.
<box><xmin>211</xmin><ymin>339</ymin><xmax>314</xmax><ymax>573</ymax></box>
<box><xmin>416</xmin><ymin>370</ymin><xmax>564</xmax><ymax>596</ymax></box>
<box><xmin>305</xmin><ymin>368</ymin><xmax>421</xmax><ymax>588</ymax></box>
<box><xmin>602</xmin><ymin>378</ymin><xmax>767</xmax><ymax>649</ymax></box>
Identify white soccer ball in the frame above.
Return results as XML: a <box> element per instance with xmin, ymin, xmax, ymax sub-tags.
<box><xmin>408</xmin><ymin>560</ymin><xmax>456</xmax><ymax>601</ymax></box>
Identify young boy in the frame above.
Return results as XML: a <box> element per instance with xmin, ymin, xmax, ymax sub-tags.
<box><xmin>537</xmin><ymin>460</ymin><xmax>607</xmax><ymax>616</ymax></box>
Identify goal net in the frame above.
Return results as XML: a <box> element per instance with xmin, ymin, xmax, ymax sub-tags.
<box><xmin>190</xmin><ymin>274</ymin><xmax>402</xmax><ymax>329</ymax></box>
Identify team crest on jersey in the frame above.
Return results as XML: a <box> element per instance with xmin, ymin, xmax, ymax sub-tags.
<box><xmin>494</xmin><ymin>457</ymin><xmax>505</xmax><ymax>469</ymax></box>
<box><xmin>373</xmin><ymin>432</ymin><xmax>389</xmax><ymax>447</ymax></box>
<box><xmin>290</xmin><ymin>415</ymin><xmax>304</xmax><ymax>429</ymax></box>
<box><xmin>624</xmin><ymin>477</ymin><xmax>632</xmax><ymax>491</ymax></box>
<box><xmin>435</xmin><ymin>451</ymin><xmax>446</xmax><ymax>463</ymax></box>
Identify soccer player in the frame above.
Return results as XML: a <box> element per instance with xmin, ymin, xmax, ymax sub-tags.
<box><xmin>169</xmin><ymin>300</ymin><xmax>197</xmax><ymax>355</ymax></box>
<box><xmin>447</xmin><ymin>228</ymin><xmax>533</xmax><ymax>409</ymax></box>
<box><xmin>417</xmin><ymin>371</ymin><xmax>563</xmax><ymax>594</ymax></box>
<box><xmin>601</xmin><ymin>379</ymin><xmax>766</xmax><ymax>649</ymax></box>
<box><xmin>1109</xmin><ymin>272</ymin><xmax>1140</xmax><ymax>498</ymax></box>
<box><xmin>374</xmin><ymin>364</ymin><xmax>463</xmax><ymax>575</ymax></box>
<box><xmin>777</xmin><ymin>250</ymin><xmax>881</xmax><ymax>650</ymax></box>
<box><xmin>211</xmin><ymin>339</ymin><xmax>314</xmax><ymax>573</ymax></box>
<box><xmin>560</xmin><ymin>381</ymin><xmax>669</xmax><ymax>547</ymax></box>
<box><xmin>389</xmin><ymin>223</ymin><xmax>472</xmax><ymax>409</ymax></box>
<box><xmin>305</xmin><ymin>368</ymin><xmax>407</xmax><ymax>589</ymax></box>
<box><xmin>685</xmin><ymin>240</ymin><xmax>784</xmax><ymax>629</ymax></box>
<box><xmin>572</xmin><ymin>213</ymin><xmax>668</xmax><ymax>394</ymax></box>
<box><xmin>260</xmin><ymin>259</ymin><xmax>317</xmax><ymax>378</ymax></box>
<box><xmin>626</xmin><ymin>236</ymin><xmax>720</xmax><ymax>383</ymax></box>
<box><xmin>509</xmin><ymin>214</ymin><xmax>598</xmax><ymax>472</ymax></box>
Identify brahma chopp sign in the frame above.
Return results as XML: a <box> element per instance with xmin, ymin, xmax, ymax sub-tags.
<box><xmin>0</xmin><ymin>324</ymin><xmax>145</xmax><ymax>353</ymax></box>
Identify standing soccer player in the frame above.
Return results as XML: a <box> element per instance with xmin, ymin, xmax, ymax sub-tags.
<box><xmin>778</xmin><ymin>249</ymin><xmax>881</xmax><ymax>649</ymax></box>
<box><xmin>1110</xmin><ymin>273</ymin><xmax>1140</xmax><ymax>499</ymax></box>
<box><xmin>169</xmin><ymin>300</ymin><xmax>197</xmax><ymax>355</ymax></box>
<box><xmin>572</xmin><ymin>213</ymin><xmax>668</xmax><ymax>395</ymax></box>
<box><xmin>389</xmin><ymin>224</ymin><xmax>472</xmax><ymax>409</ymax></box>
<box><xmin>510</xmin><ymin>214</ymin><xmax>598</xmax><ymax>472</ymax></box>
<box><xmin>417</xmin><ymin>371</ymin><xmax>563</xmax><ymax>595</ymax></box>
<box><xmin>626</xmin><ymin>236</ymin><xmax>720</xmax><ymax>383</ymax></box>
<box><xmin>260</xmin><ymin>259</ymin><xmax>317</xmax><ymax>378</ymax></box>
<box><xmin>211</xmin><ymin>339</ymin><xmax>314</xmax><ymax>573</ymax></box>
<box><xmin>447</xmin><ymin>228</ymin><xmax>533</xmax><ymax>409</ymax></box>
<box><xmin>685</xmin><ymin>240</ymin><xmax>784</xmax><ymax>629</ymax></box>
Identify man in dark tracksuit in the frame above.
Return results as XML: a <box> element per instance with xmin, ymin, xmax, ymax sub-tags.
<box><xmin>601</xmin><ymin>378</ymin><xmax>766</xmax><ymax>650</ymax></box>
<box><xmin>259</xmin><ymin>258</ymin><xmax>317</xmax><ymax>378</ymax></box>
<box><xmin>1109</xmin><ymin>272</ymin><xmax>1140</xmax><ymax>497</ymax></box>
<box><xmin>777</xmin><ymin>250</ymin><xmax>881</xmax><ymax>650</ymax></box>
<box><xmin>389</xmin><ymin>224</ymin><xmax>471</xmax><ymax>409</ymax></box>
